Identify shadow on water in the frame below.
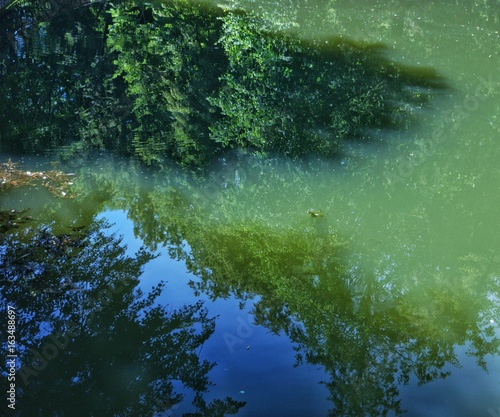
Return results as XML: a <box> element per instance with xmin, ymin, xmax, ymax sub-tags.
<box><xmin>0</xmin><ymin>0</ymin><xmax>448</xmax><ymax>168</ymax></box>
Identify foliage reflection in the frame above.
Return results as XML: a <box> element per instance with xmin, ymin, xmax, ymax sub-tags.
<box><xmin>72</xmin><ymin>158</ymin><xmax>500</xmax><ymax>416</ymax></box>
<box><xmin>0</xmin><ymin>0</ymin><xmax>446</xmax><ymax>167</ymax></box>
<box><xmin>0</xmin><ymin>219</ymin><xmax>245</xmax><ymax>417</ymax></box>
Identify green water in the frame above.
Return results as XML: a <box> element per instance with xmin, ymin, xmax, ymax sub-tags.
<box><xmin>1</xmin><ymin>0</ymin><xmax>499</xmax><ymax>416</ymax></box>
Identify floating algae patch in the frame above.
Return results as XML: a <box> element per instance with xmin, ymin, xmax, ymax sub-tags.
<box><xmin>0</xmin><ymin>159</ymin><xmax>77</xmax><ymax>198</ymax></box>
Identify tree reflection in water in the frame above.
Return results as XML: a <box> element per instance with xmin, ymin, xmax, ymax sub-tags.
<box><xmin>0</xmin><ymin>0</ymin><xmax>446</xmax><ymax>168</ymax></box>
<box><xmin>0</xmin><ymin>220</ymin><xmax>245</xmax><ymax>417</ymax></box>
<box><xmin>1</xmin><ymin>155</ymin><xmax>499</xmax><ymax>416</ymax></box>
<box><xmin>117</xmin><ymin>159</ymin><xmax>500</xmax><ymax>417</ymax></box>
<box><xmin>0</xmin><ymin>0</ymin><xmax>498</xmax><ymax>415</ymax></box>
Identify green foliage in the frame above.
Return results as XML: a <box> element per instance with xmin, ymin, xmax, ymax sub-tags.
<box><xmin>106</xmin><ymin>0</ymin><xmax>225</xmax><ymax>167</ymax></box>
<box><xmin>0</xmin><ymin>3</ymin><xmax>122</xmax><ymax>154</ymax></box>
<box><xmin>209</xmin><ymin>7</ymin><xmax>444</xmax><ymax>159</ymax></box>
<box><xmin>0</xmin><ymin>0</ymin><xmax>445</xmax><ymax>168</ymax></box>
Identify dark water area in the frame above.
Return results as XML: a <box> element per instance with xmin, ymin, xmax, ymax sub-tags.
<box><xmin>1</xmin><ymin>1</ymin><xmax>500</xmax><ymax>417</ymax></box>
<box><xmin>0</xmin><ymin>0</ymin><xmax>446</xmax><ymax>166</ymax></box>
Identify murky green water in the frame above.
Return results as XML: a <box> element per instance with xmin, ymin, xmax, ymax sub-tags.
<box><xmin>1</xmin><ymin>0</ymin><xmax>499</xmax><ymax>416</ymax></box>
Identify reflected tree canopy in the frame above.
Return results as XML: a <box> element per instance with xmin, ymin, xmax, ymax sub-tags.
<box><xmin>0</xmin><ymin>0</ymin><xmax>446</xmax><ymax>167</ymax></box>
<box><xmin>0</xmin><ymin>219</ymin><xmax>245</xmax><ymax>416</ymax></box>
<box><xmin>1</xmin><ymin>155</ymin><xmax>499</xmax><ymax>416</ymax></box>
<box><xmin>51</xmin><ymin>158</ymin><xmax>499</xmax><ymax>416</ymax></box>
<box><xmin>1</xmin><ymin>0</ymin><xmax>498</xmax><ymax>416</ymax></box>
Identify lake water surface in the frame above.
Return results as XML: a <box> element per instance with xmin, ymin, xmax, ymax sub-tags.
<box><xmin>1</xmin><ymin>0</ymin><xmax>499</xmax><ymax>416</ymax></box>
